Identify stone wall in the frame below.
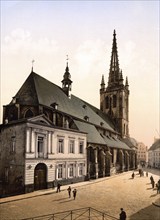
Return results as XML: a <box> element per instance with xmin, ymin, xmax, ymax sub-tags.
<box><xmin>0</xmin><ymin>122</ymin><xmax>26</xmax><ymax>195</ymax></box>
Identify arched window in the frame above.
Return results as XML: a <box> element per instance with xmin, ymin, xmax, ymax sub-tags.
<box><xmin>113</xmin><ymin>95</ymin><xmax>117</xmax><ymax>107</ymax></box>
<box><xmin>105</xmin><ymin>96</ymin><xmax>109</xmax><ymax>109</ymax></box>
<box><xmin>124</xmin><ymin>124</ymin><xmax>126</xmax><ymax>135</ymax></box>
<box><xmin>25</xmin><ymin>109</ymin><xmax>34</xmax><ymax>118</ymax></box>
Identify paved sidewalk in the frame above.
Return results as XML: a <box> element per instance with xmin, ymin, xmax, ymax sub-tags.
<box><xmin>0</xmin><ymin>172</ymin><xmax>125</xmax><ymax>204</ymax></box>
<box><xmin>1</xmin><ymin>170</ymin><xmax>160</xmax><ymax>220</ymax></box>
<box><xmin>1</xmin><ymin>170</ymin><xmax>160</xmax><ymax>207</ymax></box>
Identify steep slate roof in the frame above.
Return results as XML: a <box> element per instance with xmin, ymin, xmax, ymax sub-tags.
<box><xmin>11</xmin><ymin>72</ymin><xmax>39</xmax><ymax>105</ymax></box>
<box><xmin>148</xmin><ymin>139</ymin><xmax>160</xmax><ymax>151</ymax></box>
<box><xmin>74</xmin><ymin>120</ymin><xmax>106</xmax><ymax>145</ymax></box>
<box><xmin>74</xmin><ymin>120</ymin><xmax>130</xmax><ymax>150</ymax></box>
<box><xmin>123</xmin><ymin>137</ymin><xmax>138</xmax><ymax>150</ymax></box>
<box><xmin>12</xmin><ymin>72</ymin><xmax>131</xmax><ymax>150</ymax></box>
<box><xmin>14</xmin><ymin>72</ymin><xmax>115</xmax><ymax>131</ymax></box>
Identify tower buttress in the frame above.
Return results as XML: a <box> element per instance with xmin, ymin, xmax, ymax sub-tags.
<box><xmin>100</xmin><ymin>74</ymin><xmax>105</xmax><ymax>91</ymax></box>
<box><xmin>100</xmin><ymin>30</ymin><xmax>130</xmax><ymax>138</ymax></box>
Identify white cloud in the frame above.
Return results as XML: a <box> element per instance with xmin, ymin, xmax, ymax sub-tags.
<box><xmin>2</xmin><ymin>28</ymin><xmax>59</xmax><ymax>55</ymax></box>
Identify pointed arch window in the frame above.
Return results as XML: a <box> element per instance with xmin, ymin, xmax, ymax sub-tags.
<box><xmin>105</xmin><ymin>96</ymin><xmax>109</xmax><ymax>109</ymax></box>
<box><xmin>113</xmin><ymin>95</ymin><xmax>117</xmax><ymax>107</ymax></box>
<box><xmin>124</xmin><ymin>124</ymin><xmax>126</xmax><ymax>135</ymax></box>
<box><xmin>25</xmin><ymin>109</ymin><xmax>34</xmax><ymax>118</ymax></box>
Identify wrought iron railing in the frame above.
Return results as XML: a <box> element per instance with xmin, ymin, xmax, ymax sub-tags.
<box><xmin>21</xmin><ymin>207</ymin><xmax>118</xmax><ymax>220</ymax></box>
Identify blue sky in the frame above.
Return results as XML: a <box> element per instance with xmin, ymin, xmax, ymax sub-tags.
<box><xmin>1</xmin><ymin>0</ymin><xmax>159</xmax><ymax>147</ymax></box>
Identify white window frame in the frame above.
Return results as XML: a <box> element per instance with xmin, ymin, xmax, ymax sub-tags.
<box><xmin>58</xmin><ymin>139</ymin><xmax>64</xmax><ymax>153</ymax></box>
<box><xmin>69</xmin><ymin>164</ymin><xmax>74</xmax><ymax>177</ymax></box>
<box><xmin>69</xmin><ymin>140</ymin><xmax>75</xmax><ymax>154</ymax></box>
<box><xmin>79</xmin><ymin>141</ymin><xmax>84</xmax><ymax>154</ymax></box>
<box><xmin>57</xmin><ymin>164</ymin><xmax>63</xmax><ymax>179</ymax></box>
<box><xmin>79</xmin><ymin>163</ymin><xmax>84</xmax><ymax>176</ymax></box>
<box><xmin>37</xmin><ymin>136</ymin><xmax>44</xmax><ymax>158</ymax></box>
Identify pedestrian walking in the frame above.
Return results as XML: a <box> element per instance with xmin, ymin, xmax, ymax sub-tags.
<box><xmin>72</xmin><ymin>189</ymin><xmax>77</xmax><ymax>200</ymax></box>
<box><xmin>67</xmin><ymin>186</ymin><xmax>71</xmax><ymax>198</ymax></box>
<box><xmin>146</xmin><ymin>171</ymin><xmax>148</xmax><ymax>177</ymax></box>
<box><xmin>150</xmin><ymin>176</ymin><xmax>153</xmax><ymax>184</ymax></box>
<box><xmin>56</xmin><ymin>183</ymin><xmax>61</xmax><ymax>193</ymax></box>
<box><xmin>158</xmin><ymin>180</ymin><xmax>160</xmax><ymax>194</ymax></box>
<box><xmin>151</xmin><ymin>179</ymin><xmax>155</xmax><ymax>189</ymax></box>
<box><xmin>119</xmin><ymin>208</ymin><xmax>126</xmax><ymax>220</ymax></box>
<box><xmin>131</xmin><ymin>172</ymin><xmax>135</xmax><ymax>179</ymax></box>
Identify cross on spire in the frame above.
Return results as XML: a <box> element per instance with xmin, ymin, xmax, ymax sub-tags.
<box><xmin>31</xmin><ymin>60</ymin><xmax>35</xmax><ymax>72</ymax></box>
<box><xmin>66</xmin><ymin>55</ymin><xmax>69</xmax><ymax>61</ymax></box>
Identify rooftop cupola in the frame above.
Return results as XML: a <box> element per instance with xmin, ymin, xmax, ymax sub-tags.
<box><xmin>61</xmin><ymin>57</ymin><xmax>72</xmax><ymax>97</ymax></box>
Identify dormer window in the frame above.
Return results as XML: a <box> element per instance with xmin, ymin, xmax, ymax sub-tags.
<box><xmin>100</xmin><ymin>122</ymin><xmax>104</xmax><ymax>126</ymax></box>
<box><xmin>50</xmin><ymin>102</ymin><xmax>58</xmax><ymax>109</ymax></box>
<box><xmin>84</xmin><ymin>116</ymin><xmax>89</xmax><ymax>121</ymax></box>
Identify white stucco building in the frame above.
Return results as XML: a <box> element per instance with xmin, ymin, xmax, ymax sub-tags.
<box><xmin>148</xmin><ymin>138</ymin><xmax>160</xmax><ymax>168</ymax></box>
<box><xmin>137</xmin><ymin>142</ymin><xmax>148</xmax><ymax>166</ymax></box>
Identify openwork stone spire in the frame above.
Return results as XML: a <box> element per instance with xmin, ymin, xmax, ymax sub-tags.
<box><xmin>108</xmin><ymin>30</ymin><xmax>123</xmax><ymax>88</ymax></box>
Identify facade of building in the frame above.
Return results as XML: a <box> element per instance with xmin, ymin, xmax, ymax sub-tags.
<box><xmin>148</xmin><ymin>138</ymin><xmax>160</xmax><ymax>168</ymax></box>
<box><xmin>0</xmin><ymin>30</ymin><xmax>137</xmax><ymax>196</ymax></box>
<box><xmin>137</xmin><ymin>142</ymin><xmax>148</xmax><ymax>166</ymax></box>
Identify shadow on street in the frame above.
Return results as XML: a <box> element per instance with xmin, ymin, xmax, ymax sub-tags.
<box><xmin>130</xmin><ymin>203</ymin><xmax>160</xmax><ymax>220</ymax></box>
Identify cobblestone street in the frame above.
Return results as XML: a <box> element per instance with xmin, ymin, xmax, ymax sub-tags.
<box><xmin>0</xmin><ymin>169</ymin><xmax>160</xmax><ymax>220</ymax></box>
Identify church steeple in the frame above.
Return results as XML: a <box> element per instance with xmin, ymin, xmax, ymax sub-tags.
<box><xmin>61</xmin><ymin>57</ymin><xmax>72</xmax><ymax>97</ymax></box>
<box><xmin>100</xmin><ymin>30</ymin><xmax>130</xmax><ymax>138</ymax></box>
<box><xmin>108</xmin><ymin>30</ymin><xmax>123</xmax><ymax>88</ymax></box>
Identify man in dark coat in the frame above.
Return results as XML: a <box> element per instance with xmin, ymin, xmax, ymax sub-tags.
<box><xmin>119</xmin><ymin>208</ymin><xmax>126</xmax><ymax>220</ymax></box>
<box><xmin>72</xmin><ymin>189</ymin><xmax>77</xmax><ymax>200</ymax></box>
<box><xmin>56</xmin><ymin>183</ymin><xmax>61</xmax><ymax>193</ymax></box>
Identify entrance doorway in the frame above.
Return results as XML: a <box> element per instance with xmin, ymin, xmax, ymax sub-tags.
<box><xmin>34</xmin><ymin>163</ymin><xmax>47</xmax><ymax>190</ymax></box>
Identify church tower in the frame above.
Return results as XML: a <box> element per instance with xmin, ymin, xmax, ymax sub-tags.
<box><xmin>100</xmin><ymin>30</ymin><xmax>130</xmax><ymax>138</ymax></box>
<box><xmin>61</xmin><ymin>60</ymin><xmax>72</xmax><ymax>98</ymax></box>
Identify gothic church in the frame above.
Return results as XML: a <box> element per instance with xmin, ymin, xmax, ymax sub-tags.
<box><xmin>0</xmin><ymin>30</ymin><xmax>137</xmax><ymax>196</ymax></box>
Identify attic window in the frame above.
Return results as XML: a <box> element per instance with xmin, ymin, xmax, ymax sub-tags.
<box><xmin>50</xmin><ymin>102</ymin><xmax>58</xmax><ymax>109</ymax></box>
<box><xmin>84</xmin><ymin>116</ymin><xmax>89</xmax><ymax>121</ymax></box>
<box><xmin>83</xmin><ymin>104</ymin><xmax>86</xmax><ymax>109</ymax></box>
<box><xmin>40</xmin><ymin>120</ymin><xmax>46</xmax><ymax>124</ymax></box>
